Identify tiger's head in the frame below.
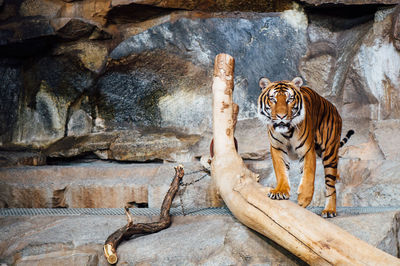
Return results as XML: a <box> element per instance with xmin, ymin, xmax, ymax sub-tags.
<box><xmin>257</xmin><ymin>77</ymin><xmax>305</xmax><ymax>133</ymax></box>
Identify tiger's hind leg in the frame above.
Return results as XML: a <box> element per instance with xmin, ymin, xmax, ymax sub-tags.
<box><xmin>321</xmin><ymin>143</ymin><xmax>340</xmax><ymax>218</ymax></box>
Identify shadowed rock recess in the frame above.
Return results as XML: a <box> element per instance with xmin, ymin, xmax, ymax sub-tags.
<box><xmin>0</xmin><ymin>0</ymin><xmax>400</xmax><ymax>264</ymax></box>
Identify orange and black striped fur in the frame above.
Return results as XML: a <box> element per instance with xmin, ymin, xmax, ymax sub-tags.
<box><xmin>257</xmin><ymin>77</ymin><xmax>354</xmax><ymax>218</ymax></box>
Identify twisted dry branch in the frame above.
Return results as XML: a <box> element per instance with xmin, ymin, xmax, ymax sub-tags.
<box><xmin>103</xmin><ymin>165</ymin><xmax>184</xmax><ymax>264</ymax></box>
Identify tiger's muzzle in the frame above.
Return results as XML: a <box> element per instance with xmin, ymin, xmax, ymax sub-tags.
<box><xmin>273</xmin><ymin>121</ymin><xmax>291</xmax><ymax>132</ymax></box>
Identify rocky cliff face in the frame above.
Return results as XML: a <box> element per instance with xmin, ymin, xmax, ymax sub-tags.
<box><xmin>0</xmin><ymin>1</ymin><xmax>399</xmax><ymax>207</ymax></box>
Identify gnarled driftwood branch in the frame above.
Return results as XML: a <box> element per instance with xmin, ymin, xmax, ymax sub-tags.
<box><xmin>104</xmin><ymin>165</ymin><xmax>184</xmax><ymax>264</ymax></box>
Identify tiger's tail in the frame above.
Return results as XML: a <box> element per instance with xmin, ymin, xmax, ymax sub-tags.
<box><xmin>340</xmin><ymin>130</ymin><xmax>354</xmax><ymax>147</ymax></box>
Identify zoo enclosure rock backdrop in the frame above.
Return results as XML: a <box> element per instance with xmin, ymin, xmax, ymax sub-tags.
<box><xmin>0</xmin><ymin>0</ymin><xmax>399</xmax><ymax>207</ymax></box>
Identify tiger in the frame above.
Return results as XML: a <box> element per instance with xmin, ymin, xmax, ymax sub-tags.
<box><xmin>257</xmin><ymin>77</ymin><xmax>354</xmax><ymax>218</ymax></box>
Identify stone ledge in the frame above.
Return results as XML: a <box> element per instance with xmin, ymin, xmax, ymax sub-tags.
<box><xmin>0</xmin><ymin>211</ymin><xmax>398</xmax><ymax>265</ymax></box>
<box><xmin>2</xmin><ymin>159</ymin><xmax>400</xmax><ymax>209</ymax></box>
<box><xmin>0</xmin><ymin>161</ymin><xmax>211</xmax><ymax>209</ymax></box>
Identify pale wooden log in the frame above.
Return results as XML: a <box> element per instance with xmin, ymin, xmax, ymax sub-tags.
<box><xmin>210</xmin><ymin>53</ymin><xmax>400</xmax><ymax>265</ymax></box>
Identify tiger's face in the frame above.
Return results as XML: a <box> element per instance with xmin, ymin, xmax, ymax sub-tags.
<box><xmin>257</xmin><ymin>77</ymin><xmax>305</xmax><ymax>133</ymax></box>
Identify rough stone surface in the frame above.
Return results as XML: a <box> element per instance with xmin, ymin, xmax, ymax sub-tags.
<box><xmin>0</xmin><ymin>212</ymin><xmax>398</xmax><ymax>265</ymax></box>
<box><xmin>1</xmin><ymin>160</ymin><xmax>400</xmax><ymax>210</ymax></box>
<box><xmin>249</xmin><ymin>156</ymin><xmax>400</xmax><ymax>209</ymax></box>
<box><xmin>338</xmin><ymin>159</ymin><xmax>400</xmax><ymax>208</ymax></box>
<box><xmin>0</xmin><ymin>0</ymin><xmax>399</xmax><ymax>228</ymax></box>
<box><xmin>372</xmin><ymin>120</ymin><xmax>400</xmax><ymax>160</ymax></box>
<box><xmin>347</xmin><ymin>8</ymin><xmax>400</xmax><ymax>121</ymax></box>
<box><xmin>67</xmin><ymin>110</ymin><xmax>92</xmax><ymax>137</ymax></box>
<box><xmin>45</xmin><ymin>129</ymin><xmax>201</xmax><ymax>162</ymax></box>
<box><xmin>52</xmin><ymin>41</ymin><xmax>109</xmax><ymax>73</ymax></box>
<box><xmin>111</xmin><ymin>0</ymin><xmax>294</xmax><ymax>12</ymax></box>
<box><xmin>19</xmin><ymin>0</ymin><xmax>63</xmax><ymax>19</ymax></box>
<box><xmin>13</xmin><ymin>58</ymin><xmax>93</xmax><ymax>148</ymax></box>
<box><xmin>300</xmin><ymin>0</ymin><xmax>400</xmax><ymax>5</ymax></box>
<box><xmin>331</xmin><ymin>211</ymin><xmax>400</xmax><ymax>257</ymax></box>
<box><xmin>51</xmin><ymin>18</ymin><xmax>96</xmax><ymax>40</ymax></box>
<box><xmin>106</xmin><ymin>10</ymin><xmax>308</xmax><ymax>133</ymax></box>
<box><xmin>0</xmin><ymin>215</ymin><xmax>304</xmax><ymax>266</ymax></box>
<box><xmin>393</xmin><ymin>7</ymin><xmax>400</xmax><ymax>50</ymax></box>
<box><xmin>0</xmin><ymin>59</ymin><xmax>21</xmax><ymax>145</ymax></box>
<box><xmin>108</xmin><ymin>130</ymin><xmax>201</xmax><ymax>162</ymax></box>
<box><xmin>0</xmin><ymin>151</ymin><xmax>46</xmax><ymax>168</ymax></box>
<box><xmin>0</xmin><ymin>17</ymin><xmax>56</xmax><ymax>56</ymax></box>
<box><xmin>0</xmin><ymin>162</ymin><xmax>212</xmax><ymax>209</ymax></box>
<box><xmin>44</xmin><ymin>132</ymin><xmax>118</xmax><ymax>159</ymax></box>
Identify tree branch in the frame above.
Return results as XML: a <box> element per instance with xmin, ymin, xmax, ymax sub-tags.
<box><xmin>103</xmin><ymin>165</ymin><xmax>184</xmax><ymax>264</ymax></box>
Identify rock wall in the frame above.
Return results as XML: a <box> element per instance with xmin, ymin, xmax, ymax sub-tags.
<box><xmin>0</xmin><ymin>1</ymin><xmax>399</xmax><ymax>207</ymax></box>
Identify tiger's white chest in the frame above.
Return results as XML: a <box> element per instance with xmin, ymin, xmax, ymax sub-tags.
<box><xmin>287</xmin><ymin>138</ymin><xmax>302</xmax><ymax>160</ymax></box>
<box><xmin>269</xmin><ymin>127</ymin><xmax>304</xmax><ymax>160</ymax></box>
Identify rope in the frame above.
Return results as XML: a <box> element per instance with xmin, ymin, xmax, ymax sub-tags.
<box><xmin>180</xmin><ymin>169</ymin><xmax>209</xmax><ymax>187</ymax></box>
<box><xmin>0</xmin><ymin>206</ymin><xmax>399</xmax><ymax>217</ymax></box>
<box><xmin>0</xmin><ymin>207</ymin><xmax>230</xmax><ymax>216</ymax></box>
<box><xmin>178</xmin><ymin>168</ymin><xmax>209</xmax><ymax>215</ymax></box>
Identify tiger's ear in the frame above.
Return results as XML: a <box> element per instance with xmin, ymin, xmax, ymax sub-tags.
<box><xmin>291</xmin><ymin>77</ymin><xmax>303</xmax><ymax>88</ymax></box>
<box><xmin>259</xmin><ymin>78</ymin><xmax>271</xmax><ymax>90</ymax></box>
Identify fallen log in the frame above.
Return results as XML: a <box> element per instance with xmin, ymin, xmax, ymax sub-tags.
<box><xmin>103</xmin><ymin>165</ymin><xmax>184</xmax><ymax>264</ymax></box>
<box><xmin>210</xmin><ymin>53</ymin><xmax>400</xmax><ymax>265</ymax></box>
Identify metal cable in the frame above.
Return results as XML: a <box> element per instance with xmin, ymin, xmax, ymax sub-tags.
<box><xmin>0</xmin><ymin>206</ymin><xmax>399</xmax><ymax>217</ymax></box>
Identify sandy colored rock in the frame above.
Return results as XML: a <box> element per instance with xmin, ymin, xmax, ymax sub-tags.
<box><xmin>300</xmin><ymin>0</ymin><xmax>399</xmax><ymax>5</ymax></box>
<box><xmin>59</xmin><ymin>0</ymin><xmax>111</xmax><ymax>26</ymax></box>
<box><xmin>0</xmin><ymin>161</ymin><xmax>211</xmax><ymax>208</ymax></box>
<box><xmin>348</xmin><ymin>8</ymin><xmax>400</xmax><ymax>120</ymax></box>
<box><xmin>19</xmin><ymin>0</ymin><xmax>63</xmax><ymax>18</ymax></box>
<box><xmin>13</xmin><ymin>83</ymin><xmax>68</xmax><ymax>148</ymax></box>
<box><xmin>0</xmin><ymin>211</ymin><xmax>399</xmax><ymax>265</ymax></box>
<box><xmin>373</xmin><ymin>120</ymin><xmax>400</xmax><ymax>160</ymax></box>
<box><xmin>393</xmin><ymin>7</ymin><xmax>400</xmax><ymax>50</ymax></box>
<box><xmin>2</xmin><ymin>157</ymin><xmax>400</xmax><ymax>210</ymax></box>
<box><xmin>338</xmin><ymin>159</ymin><xmax>400</xmax><ymax>207</ymax></box>
<box><xmin>110</xmin><ymin>0</ymin><xmax>293</xmax><ymax>12</ymax></box>
<box><xmin>45</xmin><ymin>129</ymin><xmax>201</xmax><ymax>162</ymax></box>
<box><xmin>108</xmin><ymin>130</ymin><xmax>201</xmax><ymax>162</ymax></box>
<box><xmin>67</xmin><ymin>110</ymin><xmax>93</xmax><ymax>137</ymax></box>
<box><xmin>339</xmin><ymin>136</ymin><xmax>384</xmax><ymax>160</ymax></box>
<box><xmin>331</xmin><ymin>211</ymin><xmax>400</xmax><ymax>257</ymax></box>
<box><xmin>51</xmin><ymin>18</ymin><xmax>96</xmax><ymax>40</ymax></box>
<box><xmin>0</xmin><ymin>151</ymin><xmax>46</xmax><ymax>167</ymax></box>
<box><xmin>15</xmin><ymin>250</ymin><xmax>99</xmax><ymax>266</ymax></box>
<box><xmin>45</xmin><ymin>132</ymin><xmax>117</xmax><ymax>158</ymax></box>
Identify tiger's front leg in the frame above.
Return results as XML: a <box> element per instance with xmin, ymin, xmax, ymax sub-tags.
<box><xmin>269</xmin><ymin>146</ymin><xmax>290</xmax><ymax>200</ymax></box>
<box><xmin>297</xmin><ymin>146</ymin><xmax>316</xmax><ymax>208</ymax></box>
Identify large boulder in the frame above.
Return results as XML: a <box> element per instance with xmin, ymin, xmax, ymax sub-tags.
<box><xmin>44</xmin><ymin>129</ymin><xmax>201</xmax><ymax>162</ymax></box>
<box><xmin>8</xmin><ymin>56</ymin><xmax>95</xmax><ymax>149</ymax></box>
<box><xmin>105</xmin><ymin>9</ymin><xmax>308</xmax><ymax>133</ymax></box>
<box><xmin>0</xmin><ymin>58</ymin><xmax>21</xmax><ymax>145</ymax></box>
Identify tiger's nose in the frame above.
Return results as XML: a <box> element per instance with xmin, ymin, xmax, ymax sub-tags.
<box><xmin>276</xmin><ymin>114</ymin><xmax>287</xmax><ymax>119</ymax></box>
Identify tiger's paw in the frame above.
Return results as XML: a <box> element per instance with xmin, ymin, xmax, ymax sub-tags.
<box><xmin>297</xmin><ymin>184</ymin><xmax>313</xmax><ymax>208</ymax></box>
<box><xmin>321</xmin><ymin>210</ymin><xmax>337</xmax><ymax>218</ymax></box>
<box><xmin>268</xmin><ymin>188</ymin><xmax>290</xmax><ymax>200</ymax></box>
<box><xmin>297</xmin><ymin>193</ymin><xmax>313</xmax><ymax>208</ymax></box>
